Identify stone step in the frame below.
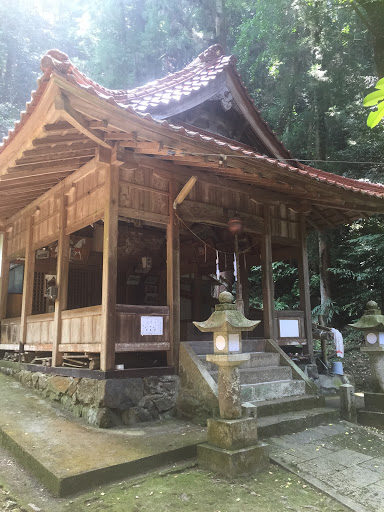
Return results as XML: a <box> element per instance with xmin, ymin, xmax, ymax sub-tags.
<box><xmin>211</xmin><ymin>366</ymin><xmax>292</xmax><ymax>385</ymax></box>
<box><xmin>188</xmin><ymin>339</ymin><xmax>266</xmax><ymax>355</ymax></box>
<box><xmin>257</xmin><ymin>407</ymin><xmax>340</xmax><ymax>439</ymax></box>
<box><xmin>241</xmin><ymin>379</ymin><xmax>306</xmax><ymax>402</ymax></box>
<box><xmin>198</xmin><ymin>352</ymin><xmax>280</xmax><ymax>370</ymax></box>
<box><xmin>249</xmin><ymin>394</ymin><xmax>326</xmax><ymax>418</ymax></box>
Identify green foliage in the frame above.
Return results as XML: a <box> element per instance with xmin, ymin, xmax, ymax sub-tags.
<box><xmin>364</xmin><ymin>77</ymin><xmax>384</xmax><ymax>128</ymax></box>
<box><xmin>249</xmin><ymin>261</ymin><xmax>300</xmax><ymax>311</ymax></box>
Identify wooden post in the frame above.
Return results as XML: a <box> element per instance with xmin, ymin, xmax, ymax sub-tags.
<box><xmin>100</xmin><ymin>162</ymin><xmax>119</xmax><ymax>371</ymax></box>
<box><xmin>261</xmin><ymin>205</ymin><xmax>276</xmax><ymax>339</ymax></box>
<box><xmin>0</xmin><ymin>232</ymin><xmax>9</xmax><ymax>320</ymax></box>
<box><xmin>234</xmin><ymin>235</ymin><xmax>244</xmax><ymax>314</ymax></box>
<box><xmin>298</xmin><ymin>214</ymin><xmax>314</xmax><ymax>360</ymax></box>
<box><xmin>192</xmin><ymin>275</ymin><xmax>202</xmax><ymax>321</ymax></box>
<box><xmin>52</xmin><ymin>192</ymin><xmax>70</xmax><ymax>367</ymax></box>
<box><xmin>19</xmin><ymin>216</ymin><xmax>34</xmax><ymax>348</ymax></box>
<box><xmin>167</xmin><ymin>181</ymin><xmax>180</xmax><ymax>367</ymax></box>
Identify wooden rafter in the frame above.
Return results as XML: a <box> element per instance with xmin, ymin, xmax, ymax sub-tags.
<box><xmin>55</xmin><ymin>94</ymin><xmax>112</xmax><ymax>149</ymax></box>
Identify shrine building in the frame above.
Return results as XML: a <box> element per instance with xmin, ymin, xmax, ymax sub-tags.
<box><xmin>1</xmin><ymin>44</ymin><xmax>383</xmax><ymax>375</ymax></box>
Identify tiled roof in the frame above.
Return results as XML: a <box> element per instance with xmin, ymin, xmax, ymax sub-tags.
<box><xmin>1</xmin><ymin>46</ymin><xmax>384</xmax><ymax>201</ymax></box>
<box><xmin>42</xmin><ymin>45</ymin><xmax>235</xmax><ymax>113</ymax></box>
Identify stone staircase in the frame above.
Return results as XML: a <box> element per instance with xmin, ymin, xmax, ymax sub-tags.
<box><xmin>187</xmin><ymin>338</ymin><xmax>339</xmax><ymax>439</ymax></box>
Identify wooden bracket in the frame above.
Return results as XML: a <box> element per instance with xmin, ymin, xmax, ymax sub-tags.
<box><xmin>55</xmin><ymin>93</ymin><xmax>112</xmax><ymax>149</ymax></box>
<box><xmin>173</xmin><ymin>176</ymin><xmax>197</xmax><ymax>210</ymax></box>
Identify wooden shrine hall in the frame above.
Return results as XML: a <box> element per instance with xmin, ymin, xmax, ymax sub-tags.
<box><xmin>0</xmin><ymin>45</ymin><xmax>384</xmax><ymax>372</ymax></box>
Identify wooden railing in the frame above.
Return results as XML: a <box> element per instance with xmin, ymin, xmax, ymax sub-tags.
<box><xmin>25</xmin><ymin>312</ymin><xmax>54</xmax><ymax>351</ymax></box>
<box><xmin>0</xmin><ymin>317</ymin><xmax>21</xmax><ymax>350</ymax></box>
<box><xmin>115</xmin><ymin>304</ymin><xmax>170</xmax><ymax>351</ymax></box>
<box><xmin>1</xmin><ymin>304</ymin><xmax>170</xmax><ymax>354</ymax></box>
<box><xmin>59</xmin><ymin>305</ymin><xmax>102</xmax><ymax>353</ymax></box>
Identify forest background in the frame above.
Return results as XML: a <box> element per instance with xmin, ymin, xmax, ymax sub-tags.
<box><xmin>1</xmin><ymin>0</ymin><xmax>384</xmax><ymax>335</ymax></box>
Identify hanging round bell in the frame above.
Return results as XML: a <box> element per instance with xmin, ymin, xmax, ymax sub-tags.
<box><xmin>228</xmin><ymin>217</ymin><xmax>242</xmax><ymax>235</ymax></box>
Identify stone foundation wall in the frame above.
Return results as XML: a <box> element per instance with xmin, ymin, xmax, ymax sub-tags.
<box><xmin>0</xmin><ymin>364</ymin><xmax>179</xmax><ymax>428</ymax></box>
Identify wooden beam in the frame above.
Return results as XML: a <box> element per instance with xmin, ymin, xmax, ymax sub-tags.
<box><xmin>32</xmin><ymin>133</ymin><xmax>88</xmax><ymax>146</ymax></box>
<box><xmin>298</xmin><ymin>213</ymin><xmax>314</xmax><ymax>360</ymax></box>
<box><xmin>15</xmin><ymin>148</ymin><xmax>95</xmax><ymax>166</ymax></box>
<box><xmin>43</xmin><ymin>121</ymin><xmax>75</xmax><ymax>132</ymax></box>
<box><xmin>19</xmin><ymin>216</ymin><xmax>34</xmax><ymax>348</ymax></box>
<box><xmin>7</xmin><ymin>156</ymin><xmax>91</xmax><ymax>175</ymax></box>
<box><xmin>100</xmin><ymin>163</ymin><xmax>119</xmax><ymax>371</ymax></box>
<box><xmin>0</xmin><ymin>232</ymin><xmax>9</xmax><ymax>320</ymax></box>
<box><xmin>52</xmin><ymin>192</ymin><xmax>70</xmax><ymax>367</ymax></box>
<box><xmin>261</xmin><ymin>205</ymin><xmax>276</xmax><ymax>339</ymax></box>
<box><xmin>173</xmin><ymin>176</ymin><xmax>197</xmax><ymax>209</ymax></box>
<box><xmin>167</xmin><ymin>181</ymin><xmax>180</xmax><ymax>367</ymax></box>
<box><xmin>51</xmin><ymin>75</ymin><xmax>384</xmax><ymax>213</ymax></box>
<box><xmin>312</xmin><ymin>206</ymin><xmax>336</xmax><ymax>228</ymax></box>
<box><xmin>55</xmin><ymin>94</ymin><xmax>112</xmax><ymax>149</ymax></box>
<box><xmin>22</xmin><ymin>141</ymin><xmax>97</xmax><ymax>158</ymax></box>
<box><xmin>178</xmin><ymin>200</ymin><xmax>264</xmax><ymax>234</ymax></box>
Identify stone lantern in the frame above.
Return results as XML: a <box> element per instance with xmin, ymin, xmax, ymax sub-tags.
<box><xmin>194</xmin><ymin>291</ymin><xmax>269</xmax><ymax>477</ymax></box>
<box><xmin>349</xmin><ymin>300</ymin><xmax>384</xmax><ymax>393</ymax></box>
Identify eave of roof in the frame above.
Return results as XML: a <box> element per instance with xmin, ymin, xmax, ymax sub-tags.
<box><xmin>1</xmin><ymin>47</ymin><xmax>384</xmax><ymax>203</ymax></box>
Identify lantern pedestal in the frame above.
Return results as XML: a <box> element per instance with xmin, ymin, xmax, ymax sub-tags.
<box><xmin>194</xmin><ymin>291</ymin><xmax>268</xmax><ymax>477</ymax></box>
<box><xmin>207</xmin><ymin>353</ymin><xmax>249</xmax><ymax>419</ymax></box>
<box><xmin>349</xmin><ymin>301</ymin><xmax>384</xmax><ymax>430</ymax></box>
<box><xmin>361</xmin><ymin>346</ymin><xmax>384</xmax><ymax>393</ymax></box>
<box><xmin>357</xmin><ymin>392</ymin><xmax>384</xmax><ymax>429</ymax></box>
<box><xmin>197</xmin><ymin>353</ymin><xmax>269</xmax><ymax>477</ymax></box>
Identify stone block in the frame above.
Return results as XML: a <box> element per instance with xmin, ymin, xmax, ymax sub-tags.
<box><xmin>364</xmin><ymin>392</ymin><xmax>384</xmax><ymax>412</ymax></box>
<box><xmin>358</xmin><ymin>410</ymin><xmax>384</xmax><ymax>429</ymax></box>
<box><xmin>19</xmin><ymin>371</ymin><xmax>32</xmax><ymax>388</ymax></box>
<box><xmin>67</xmin><ymin>378</ymin><xmax>80</xmax><ymax>397</ymax></box>
<box><xmin>152</xmin><ymin>395</ymin><xmax>175</xmax><ymax>412</ymax></box>
<box><xmin>340</xmin><ymin>384</ymin><xmax>357</xmax><ymax>423</ymax></box>
<box><xmin>198</xmin><ymin>441</ymin><xmax>269</xmax><ymax>478</ymax></box>
<box><xmin>48</xmin><ymin>376</ymin><xmax>71</xmax><ymax>398</ymax></box>
<box><xmin>101</xmin><ymin>379</ymin><xmax>144</xmax><ymax>409</ymax></box>
<box><xmin>37</xmin><ymin>374</ymin><xmax>48</xmax><ymax>391</ymax></box>
<box><xmin>207</xmin><ymin>417</ymin><xmax>259</xmax><ymax>450</ymax></box>
<box><xmin>242</xmin><ymin>402</ymin><xmax>257</xmax><ymax>419</ymax></box>
<box><xmin>121</xmin><ymin>406</ymin><xmax>155</xmax><ymax>426</ymax></box>
<box><xmin>76</xmin><ymin>379</ymin><xmax>102</xmax><ymax>406</ymax></box>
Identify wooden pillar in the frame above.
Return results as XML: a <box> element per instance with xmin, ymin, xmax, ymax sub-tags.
<box><xmin>19</xmin><ymin>216</ymin><xmax>34</xmax><ymax>348</ymax></box>
<box><xmin>0</xmin><ymin>232</ymin><xmax>9</xmax><ymax>320</ymax></box>
<box><xmin>298</xmin><ymin>214</ymin><xmax>314</xmax><ymax>360</ymax></box>
<box><xmin>240</xmin><ymin>263</ymin><xmax>250</xmax><ymax>317</ymax></box>
<box><xmin>100</xmin><ymin>163</ymin><xmax>119</xmax><ymax>371</ymax></box>
<box><xmin>192</xmin><ymin>275</ymin><xmax>202</xmax><ymax>321</ymax></box>
<box><xmin>261</xmin><ymin>205</ymin><xmax>276</xmax><ymax>339</ymax></box>
<box><xmin>52</xmin><ymin>192</ymin><xmax>70</xmax><ymax>367</ymax></box>
<box><xmin>167</xmin><ymin>181</ymin><xmax>180</xmax><ymax>367</ymax></box>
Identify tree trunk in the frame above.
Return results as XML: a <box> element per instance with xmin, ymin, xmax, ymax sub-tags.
<box><xmin>215</xmin><ymin>0</ymin><xmax>226</xmax><ymax>50</ymax></box>
<box><xmin>318</xmin><ymin>231</ymin><xmax>332</xmax><ymax>366</ymax></box>
<box><xmin>354</xmin><ymin>0</ymin><xmax>384</xmax><ymax>78</ymax></box>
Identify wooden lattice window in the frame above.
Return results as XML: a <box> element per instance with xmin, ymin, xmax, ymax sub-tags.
<box><xmin>32</xmin><ymin>272</ymin><xmax>46</xmax><ymax>315</ymax></box>
<box><xmin>67</xmin><ymin>267</ymin><xmax>89</xmax><ymax>310</ymax></box>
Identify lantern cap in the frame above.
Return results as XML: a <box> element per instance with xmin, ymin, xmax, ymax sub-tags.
<box><xmin>193</xmin><ymin>291</ymin><xmax>260</xmax><ymax>333</ymax></box>
<box><xmin>219</xmin><ymin>291</ymin><xmax>234</xmax><ymax>304</ymax></box>
<box><xmin>349</xmin><ymin>300</ymin><xmax>384</xmax><ymax>331</ymax></box>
